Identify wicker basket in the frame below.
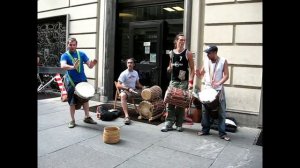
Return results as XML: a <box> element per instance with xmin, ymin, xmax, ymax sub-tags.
<box><xmin>103</xmin><ymin>126</ymin><xmax>120</xmax><ymax>144</ymax></box>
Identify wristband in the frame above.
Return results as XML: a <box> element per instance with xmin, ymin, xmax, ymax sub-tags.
<box><xmin>189</xmin><ymin>80</ymin><xmax>193</xmax><ymax>85</ymax></box>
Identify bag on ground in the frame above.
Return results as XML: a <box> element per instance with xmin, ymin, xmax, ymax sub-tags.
<box><xmin>96</xmin><ymin>105</ymin><xmax>121</xmax><ymax>121</ymax></box>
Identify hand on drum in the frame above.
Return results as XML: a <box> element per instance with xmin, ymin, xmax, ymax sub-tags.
<box><xmin>211</xmin><ymin>81</ymin><xmax>220</xmax><ymax>89</ymax></box>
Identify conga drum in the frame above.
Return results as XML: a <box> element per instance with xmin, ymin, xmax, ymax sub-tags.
<box><xmin>191</xmin><ymin>97</ymin><xmax>202</xmax><ymax>123</ymax></box>
<box><xmin>141</xmin><ymin>85</ymin><xmax>162</xmax><ymax>101</ymax></box>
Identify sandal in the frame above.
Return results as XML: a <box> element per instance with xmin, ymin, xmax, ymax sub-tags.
<box><xmin>220</xmin><ymin>135</ymin><xmax>230</xmax><ymax>141</ymax></box>
<box><xmin>124</xmin><ymin>117</ymin><xmax>131</xmax><ymax>125</ymax></box>
<box><xmin>197</xmin><ymin>131</ymin><xmax>209</xmax><ymax>136</ymax></box>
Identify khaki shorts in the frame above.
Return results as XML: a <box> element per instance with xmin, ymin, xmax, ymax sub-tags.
<box><xmin>121</xmin><ymin>89</ymin><xmax>142</xmax><ymax>99</ymax></box>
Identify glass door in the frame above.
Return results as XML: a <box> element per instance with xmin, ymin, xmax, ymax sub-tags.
<box><xmin>129</xmin><ymin>20</ymin><xmax>165</xmax><ymax>87</ymax></box>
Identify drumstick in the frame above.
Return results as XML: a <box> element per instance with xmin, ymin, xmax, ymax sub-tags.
<box><xmin>131</xmin><ymin>90</ymin><xmax>138</xmax><ymax>94</ymax></box>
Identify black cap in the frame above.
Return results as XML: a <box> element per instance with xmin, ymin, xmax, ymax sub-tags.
<box><xmin>204</xmin><ymin>45</ymin><xmax>218</xmax><ymax>53</ymax></box>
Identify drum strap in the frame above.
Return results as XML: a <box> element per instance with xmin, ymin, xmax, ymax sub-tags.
<box><xmin>66</xmin><ymin>51</ymin><xmax>81</xmax><ymax>73</ymax></box>
<box><xmin>66</xmin><ymin>51</ymin><xmax>81</xmax><ymax>88</ymax></box>
<box><xmin>209</xmin><ymin>57</ymin><xmax>219</xmax><ymax>83</ymax></box>
<box><xmin>66</xmin><ymin>71</ymin><xmax>75</xmax><ymax>87</ymax></box>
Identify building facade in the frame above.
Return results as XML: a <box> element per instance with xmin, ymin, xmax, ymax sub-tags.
<box><xmin>38</xmin><ymin>0</ymin><xmax>262</xmax><ymax>127</ymax></box>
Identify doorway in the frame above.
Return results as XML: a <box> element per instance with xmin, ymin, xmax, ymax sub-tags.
<box><xmin>129</xmin><ymin>20</ymin><xmax>164</xmax><ymax>87</ymax></box>
<box><xmin>116</xmin><ymin>1</ymin><xmax>184</xmax><ymax>96</ymax></box>
<box><xmin>127</xmin><ymin>20</ymin><xmax>183</xmax><ymax>95</ymax></box>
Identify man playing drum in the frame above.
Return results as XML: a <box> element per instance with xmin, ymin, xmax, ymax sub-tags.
<box><xmin>161</xmin><ymin>33</ymin><xmax>195</xmax><ymax>132</ymax></box>
<box><xmin>116</xmin><ymin>58</ymin><xmax>144</xmax><ymax>125</ymax></box>
<box><xmin>195</xmin><ymin>45</ymin><xmax>230</xmax><ymax>141</ymax></box>
<box><xmin>60</xmin><ymin>37</ymin><xmax>98</xmax><ymax>128</ymax></box>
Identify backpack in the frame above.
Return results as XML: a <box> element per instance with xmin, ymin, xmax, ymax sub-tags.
<box><xmin>210</xmin><ymin>117</ymin><xmax>238</xmax><ymax>133</ymax></box>
<box><xmin>96</xmin><ymin>105</ymin><xmax>121</xmax><ymax>121</ymax></box>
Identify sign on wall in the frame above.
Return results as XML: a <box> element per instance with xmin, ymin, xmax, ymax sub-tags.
<box><xmin>37</xmin><ymin>15</ymin><xmax>69</xmax><ymax>67</ymax></box>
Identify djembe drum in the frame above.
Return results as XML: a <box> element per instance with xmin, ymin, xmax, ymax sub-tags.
<box><xmin>74</xmin><ymin>82</ymin><xmax>95</xmax><ymax>109</ymax></box>
<box><xmin>198</xmin><ymin>87</ymin><xmax>220</xmax><ymax>119</ymax></box>
<box><xmin>164</xmin><ymin>86</ymin><xmax>192</xmax><ymax>108</ymax></box>
<box><xmin>198</xmin><ymin>87</ymin><xmax>220</xmax><ymax>111</ymax></box>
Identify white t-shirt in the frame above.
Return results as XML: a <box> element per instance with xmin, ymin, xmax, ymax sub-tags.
<box><xmin>203</xmin><ymin>57</ymin><xmax>226</xmax><ymax>91</ymax></box>
<box><xmin>118</xmin><ymin>69</ymin><xmax>139</xmax><ymax>89</ymax></box>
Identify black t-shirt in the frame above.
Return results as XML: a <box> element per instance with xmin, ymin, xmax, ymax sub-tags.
<box><xmin>170</xmin><ymin>49</ymin><xmax>189</xmax><ymax>81</ymax></box>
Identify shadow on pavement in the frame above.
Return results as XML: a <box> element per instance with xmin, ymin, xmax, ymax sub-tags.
<box><xmin>38</xmin><ymin>91</ymin><xmax>60</xmax><ymax>100</ymax></box>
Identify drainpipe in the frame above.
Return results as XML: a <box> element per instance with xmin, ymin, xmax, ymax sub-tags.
<box><xmin>183</xmin><ymin>0</ymin><xmax>192</xmax><ymax>50</ymax></box>
<box><xmin>94</xmin><ymin>0</ymin><xmax>101</xmax><ymax>100</ymax></box>
<box><xmin>102</xmin><ymin>0</ymin><xmax>116</xmax><ymax>100</ymax></box>
<box><xmin>194</xmin><ymin>0</ymin><xmax>205</xmax><ymax>92</ymax></box>
<box><xmin>258</xmin><ymin>81</ymin><xmax>263</xmax><ymax>129</ymax></box>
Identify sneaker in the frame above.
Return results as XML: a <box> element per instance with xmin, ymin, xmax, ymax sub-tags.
<box><xmin>83</xmin><ymin>117</ymin><xmax>97</xmax><ymax>124</ymax></box>
<box><xmin>161</xmin><ymin>126</ymin><xmax>173</xmax><ymax>132</ymax></box>
<box><xmin>176</xmin><ymin>126</ymin><xmax>183</xmax><ymax>132</ymax></box>
<box><xmin>124</xmin><ymin>117</ymin><xmax>131</xmax><ymax>125</ymax></box>
<box><xmin>68</xmin><ymin>120</ymin><xmax>76</xmax><ymax>128</ymax></box>
<box><xmin>197</xmin><ymin>131</ymin><xmax>210</xmax><ymax>136</ymax></box>
<box><xmin>220</xmin><ymin>135</ymin><xmax>230</xmax><ymax>141</ymax></box>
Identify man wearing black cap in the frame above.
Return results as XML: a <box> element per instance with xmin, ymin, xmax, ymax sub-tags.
<box><xmin>195</xmin><ymin>45</ymin><xmax>230</xmax><ymax>141</ymax></box>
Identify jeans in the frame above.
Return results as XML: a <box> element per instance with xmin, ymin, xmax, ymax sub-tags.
<box><xmin>201</xmin><ymin>96</ymin><xmax>227</xmax><ymax>137</ymax></box>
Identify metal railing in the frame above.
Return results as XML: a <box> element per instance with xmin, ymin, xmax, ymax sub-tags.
<box><xmin>37</xmin><ymin>66</ymin><xmax>66</xmax><ymax>93</ymax></box>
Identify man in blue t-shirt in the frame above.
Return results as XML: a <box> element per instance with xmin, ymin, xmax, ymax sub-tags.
<box><xmin>60</xmin><ymin>37</ymin><xmax>98</xmax><ymax>128</ymax></box>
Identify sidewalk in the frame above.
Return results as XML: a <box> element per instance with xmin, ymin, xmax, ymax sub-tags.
<box><xmin>38</xmin><ymin>97</ymin><xmax>262</xmax><ymax>168</ymax></box>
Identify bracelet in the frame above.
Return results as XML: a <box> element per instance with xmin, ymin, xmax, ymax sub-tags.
<box><xmin>189</xmin><ymin>80</ymin><xmax>193</xmax><ymax>84</ymax></box>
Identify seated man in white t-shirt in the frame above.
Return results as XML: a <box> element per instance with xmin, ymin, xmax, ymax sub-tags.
<box><xmin>116</xmin><ymin>58</ymin><xmax>144</xmax><ymax>125</ymax></box>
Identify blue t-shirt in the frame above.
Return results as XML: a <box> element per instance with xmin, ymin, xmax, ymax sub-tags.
<box><xmin>60</xmin><ymin>50</ymin><xmax>89</xmax><ymax>83</ymax></box>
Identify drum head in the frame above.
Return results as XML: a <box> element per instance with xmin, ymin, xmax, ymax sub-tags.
<box><xmin>199</xmin><ymin>88</ymin><xmax>218</xmax><ymax>103</ymax></box>
<box><xmin>75</xmin><ymin>82</ymin><xmax>95</xmax><ymax>99</ymax></box>
<box><xmin>141</xmin><ymin>89</ymin><xmax>151</xmax><ymax>100</ymax></box>
<box><xmin>139</xmin><ymin>101</ymin><xmax>153</xmax><ymax>118</ymax></box>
